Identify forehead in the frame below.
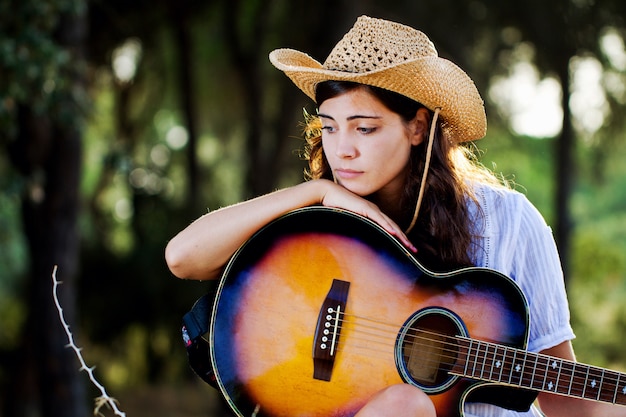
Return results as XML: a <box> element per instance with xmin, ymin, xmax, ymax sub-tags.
<box><xmin>318</xmin><ymin>88</ymin><xmax>390</xmax><ymax>118</ymax></box>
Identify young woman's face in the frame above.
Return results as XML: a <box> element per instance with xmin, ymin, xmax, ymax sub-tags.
<box><xmin>319</xmin><ymin>87</ymin><xmax>426</xmax><ymax>201</ymax></box>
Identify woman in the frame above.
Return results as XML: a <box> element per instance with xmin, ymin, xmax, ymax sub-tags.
<box><xmin>166</xmin><ymin>16</ymin><xmax>624</xmax><ymax>417</ymax></box>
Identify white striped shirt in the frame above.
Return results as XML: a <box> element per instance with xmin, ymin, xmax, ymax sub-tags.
<box><xmin>464</xmin><ymin>184</ymin><xmax>575</xmax><ymax>417</ymax></box>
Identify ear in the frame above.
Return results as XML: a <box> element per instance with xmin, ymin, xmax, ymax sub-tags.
<box><xmin>409</xmin><ymin>107</ymin><xmax>431</xmax><ymax>146</ymax></box>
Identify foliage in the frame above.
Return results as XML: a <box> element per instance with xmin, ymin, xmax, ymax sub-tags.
<box><xmin>569</xmin><ymin>230</ymin><xmax>626</xmax><ymax>369</ymax></box>
<box><xmin>477</xmin><ymin>125</ymin><xmax>556</xmax><ymax>221</ymax></box>
<box><xmin>0</xmin><ymin>0</ymin><xmax>88</xmax><ymax>141</ymax></box>
<box><xmin>0</xmin><ymin>183</ymin><xmax>27</xmax><ymax>351</ymax></box>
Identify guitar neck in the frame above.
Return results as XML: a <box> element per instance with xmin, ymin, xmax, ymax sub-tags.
<box><xmin>451</xmin><ymin>337</ymin><xmax>626</xmax><ymax>406</ymax></box>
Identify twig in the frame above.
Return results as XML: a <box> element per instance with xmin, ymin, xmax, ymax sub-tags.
<box><xmin>52</xmin><ymin>265</ymin><xmax>127</xmax><ymax>417</ymax></box>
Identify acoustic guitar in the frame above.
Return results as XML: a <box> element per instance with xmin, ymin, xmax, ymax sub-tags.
<box><xmin>208</xmin><ymin>206</ymin><xmax>626</xmax><ymax>417</ymax></box>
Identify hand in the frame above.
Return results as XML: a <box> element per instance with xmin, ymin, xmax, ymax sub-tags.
<box><xmin>316</xmin><ymin>180</ymin><xmax>417</xmax><ymax>253</ymax></box>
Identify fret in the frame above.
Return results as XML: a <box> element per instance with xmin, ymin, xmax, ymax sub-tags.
<box><xmin>554</xmin><ymin>358</ymin><xmax>563</xmax><ymax>393</ymax></box>
<box><xmin>582</xmin><ymin>364</ymin><xmax>590</xmax><ymax>398</ymax></box>
<box><xmin>613</xmin><ymin>372</ymin><xmax>620</xmax><ymax>404</ymax></box>
<box><xmin>478</xmin><ymin>342</ymin><xmax>489</xmax><ymax>379</ymax></box>
<box><xmin>518</xmin><ymin>351</ymin><xmax>539</xmax><ymax>390</ymax></box>
<box><xmin>482</xmin><ymin>341</ymin><xmax>496</xmax><ymax>380</ymax></box>
<box><xmin>559</xmin><ymin>360</ymin><xmax>576</xmax><ymax>396</ymax></box>
<box><xmin>517</xmin><ymin>351</ymin><xmax>531</xmax><ymax>388</ymax></box>
<box><xmin>462</xmin><ymin>339</ymin><xmax>473</xmax><ymax>376</ymax></box>
<box><xmin>551</xmin><ymin>358</ymin><xmax>567</xmax><ymax>395</ymax></box>
<box><xmin>505</xmin><ymin>349</ymin><xmax>517</xmax><ymax>384</ymax></box>
<box><xmin>543</xmin><ymin>357</ymin><xmax>562</xmax><ymax>393</ymax></box>
<box><xmin>490</xmin><ymin>345</ymin><xmax>500</xmax><ymax>381</ymax></box>
<box><xmin>519</xmin><ymin>351</ymin><xmax>529</xmax><ymax>386</ymax></box>
<box><xmin>509</xmin><ymin>350</ymin><xmax>526</xmax><ymax>386</ymax></box>
<box><xmin>596</xmin><ymin>369</ymin><xmax>606</xmax><ymax>401</ymax></box>
<box><xmin>452</xmin><ymin>337</ymin><xmax>471</xmax><ymax>377</ymax></box>
<box><xmin>529</xmin><ymin>353</ymin><xmax>539</xmax><ymax>389</ymax></box>
<box><xmin>581</xmin><ymin>365</ymin><xmax>604</xmax><ymax>401</ymax></box>
<box><xmin>470</xmin><ymin>340</ymin><xmax>480</xmax><ymax>378</ymax></box>
<box><xmin>489</xmin><ymin>344</ymin><xmax>503</xmax><ymax>382</ymax></box>
<box><xmin>532</xmin><ymin>354</ymin><xmax>549</xmax><ymax>391</ymax></box>
<box><xmin>614</xmin><ymin>372</ymin><xmax>626</xmax><ymax>406</ymax></box>
<box><xmin>569</xmin><ymin>362</ymin><xmax>588</xmax><ymax>398</ymax></box>
<box><xmin>471</xmin><ymin>340</ymin><xmax>480</xmax><ymax>378</ymax></box>
<box><xmin>598</xmin><ymin>369</ymin><xmax>620</xmax><ymax>404</ymax></box>
<box><xmin>486</xmin><ymin>343</ymin><xmax>495</xmax><ymax>380</ymax></box>
<box><xmin>497</xmin><ymin>345</ymin><xmax>506</xmax><ymax>382</ymax></box>
<box><xmin>498</xmin><ymin>345</ymin><xmax>513</xmax><ymax>385</ymax></box>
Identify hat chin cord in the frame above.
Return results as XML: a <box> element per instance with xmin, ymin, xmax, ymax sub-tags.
<box><xmin>405</xmin><ymin>107</ymin><xmax>441</xmax><ymax>235</ymax></box>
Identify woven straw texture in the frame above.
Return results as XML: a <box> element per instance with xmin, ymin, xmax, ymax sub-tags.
<box><xmin>270</xmin><ymin>16</ymin><xmax>486</xmax><ymax>143</ymax></box>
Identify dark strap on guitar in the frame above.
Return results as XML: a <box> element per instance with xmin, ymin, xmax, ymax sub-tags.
<box><xmin>181</xmin><ymin>288</ymin><xmax>218</xmax><ymax>389</ymax></box>
<box><xmin>468</xmin><ymin>385</ymin><xmax>539</xmax><ymax>413</ymax></box>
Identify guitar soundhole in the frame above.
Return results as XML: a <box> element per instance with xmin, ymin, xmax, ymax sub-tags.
<box><xmin>397</xmin><ymin>308</ymin><xmax>465</xmax><ymax>393</ymax></box>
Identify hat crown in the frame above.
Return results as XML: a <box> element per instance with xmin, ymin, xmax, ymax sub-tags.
<box><xmin>323</xmin><ymin>16</ymin><xmax>438</xmax><ymax>73</ymax></box>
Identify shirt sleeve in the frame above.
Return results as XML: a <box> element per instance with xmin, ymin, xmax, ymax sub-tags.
<box><xmin>471</xmin><ymin>185</ymin><xmax>575</xmax><ymax>353</ymax></box>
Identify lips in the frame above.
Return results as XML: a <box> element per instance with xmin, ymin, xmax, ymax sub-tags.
<box><xmin>334</xmin><ymin>168</ymin><xmax>363</xmax><ymax>180</ymax></box>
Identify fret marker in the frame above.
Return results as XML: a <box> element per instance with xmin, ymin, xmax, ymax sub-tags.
<box><xmin>551</xmin><ymin>361</ymin><xmax>558</xmax><ymax>369</ymax></box>
<box><xmin>548</xmin><ymin>381</ymin><xmax>554</xmax><ymax>390</ymax></box>
<box><xmin>495</xmin><ymin>360</ymin><xmax>501</xmax><ymax>369</ymax></box>
<box><xmin>591</xmin><ymin>380</ymin><xmax>597</xmax><ymax>389</ymax></box>
<box><xmin>515</xmin><ymin>364</ymin><xmax>521</xmax><ymax>373</ymax></box>
<box><xmin>622</xmin><ymin>386</ymin><xmax>626</xmax><ymax>395</ymax></box>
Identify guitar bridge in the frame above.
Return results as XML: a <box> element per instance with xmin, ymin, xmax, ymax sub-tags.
<box><xmin>312</xmin><ymin>279</ymin><xmax>350</xmax><ymax>381</ymax></box>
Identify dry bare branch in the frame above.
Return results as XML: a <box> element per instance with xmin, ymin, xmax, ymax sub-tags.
<box><xmin>52</xmin><ymin>265</ymin><xmax>127</xmax><ymax>417</ymax></box>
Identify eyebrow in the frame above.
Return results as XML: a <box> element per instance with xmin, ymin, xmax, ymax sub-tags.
<box><xmin>318</xmin><ymin>113</ymin><xmax>382</xmax><ymax>121</ymax></box>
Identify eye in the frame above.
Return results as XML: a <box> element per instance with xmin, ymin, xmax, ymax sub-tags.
<box><xmin>321</xmin><ymin>126</ymin><xmax>336</xmax><ymax>133</ymax></box>
<box><xmin>357</xmin><ymin>127</ymin><xmax>376</xmax><ymax>134</ymax></box>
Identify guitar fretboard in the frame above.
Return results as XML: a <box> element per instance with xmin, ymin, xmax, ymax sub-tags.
<box><xmin>451</xmin><ymin>337</ymin><xmax>626</xmax><ymax>406</ymax></box>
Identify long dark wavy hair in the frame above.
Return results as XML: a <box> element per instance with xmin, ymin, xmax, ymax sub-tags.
<box><xmin>303</xmin><ymin>80</ymin><xmax>503</xmax><ymax>270</ymax></box>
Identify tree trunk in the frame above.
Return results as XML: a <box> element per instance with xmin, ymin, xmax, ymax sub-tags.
<box><xmin>4</xmin><ymin>6</ymin><xmax>88</xmax><ymax>417</ymax></box>
<box><xmin>172</xmin><ymin>0</ymin><xmax>201</xmax><ymax>214</ymax></box>
<box><xmin>555</xmin><ymin>59</ymin><xmax>574</xmax><ymax>284</ymax></box>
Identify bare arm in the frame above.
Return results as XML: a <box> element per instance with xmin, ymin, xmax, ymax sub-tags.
<box><xmin>165</xmin><ymin>179</ymin><xmax>414</xmax><ymax>281</ymax></box>
<box><xmin>537</xmin><ymin>341</ymin><xmax>626</xmax><ymax>416</ymax></box>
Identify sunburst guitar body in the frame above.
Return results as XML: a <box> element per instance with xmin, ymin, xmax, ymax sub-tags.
<box><xmin>209</xmin><ymin>207</ymin><xmax>626</xmax><ymax>417</ymax></box>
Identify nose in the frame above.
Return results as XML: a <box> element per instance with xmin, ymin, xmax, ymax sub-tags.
<box><xmin>335</xmin><ymin>132</ymin><xmax>357</xmax><ymax>159</ymax></box>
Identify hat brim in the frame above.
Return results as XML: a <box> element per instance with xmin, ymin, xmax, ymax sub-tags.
<box><xmin>270</xmin><ymin>48</ymin><xmax>486</xmax><ymax>143</ymax></box>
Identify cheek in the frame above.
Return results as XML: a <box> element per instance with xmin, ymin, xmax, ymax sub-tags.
<box><xmin>320</xmin><ymin>139</ymin><xmax>334</xmax><ymax>165</ymax></box>
<box><xmin>379</xmin><ymin>140</ymin><xmax>412</xmax><ymax>168</ymax></box>
<box><xmin>384</xmin><ymin>153</ymin><xmax>411</xmax><ymax>181</ymax></box>
<box><xmin>367</xmin><ymin>144</ymin><xmax>412</xmax><ymax>186</ymax></box>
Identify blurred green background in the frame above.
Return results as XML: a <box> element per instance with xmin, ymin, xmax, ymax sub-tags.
<box><xmin>2</xmin><ymin>0</ymin><xmax>626</xmax><ymax>416</ymax></box>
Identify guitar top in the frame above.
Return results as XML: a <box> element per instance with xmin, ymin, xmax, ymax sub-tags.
<box><xmin>208</xmin><ymin>206</ymin><xmax>626</xmax><ymax>417</ymax></box>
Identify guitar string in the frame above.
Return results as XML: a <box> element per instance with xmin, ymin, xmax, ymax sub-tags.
<box><xmin>334</xmin><ymin>318</ymin><xmax>463</xmax><ymax>371</ymax></box>
<box><xmin>342</xmin><ymin>314</ymin><xmax>622</xmax><ymax>394</ymax></box>
<box><xmin>247</xmin><ymin>306</ymin><xmax>624</xmax><ymax>397</ymax></box>
<box><xmin>336</xmin><ymin>320</ymin><xmax>619</xmax><ymax>397</ymax></box>
<box><xmin>316</xmin><ymin>308</ymin><xmax>467</xmax><ymax>375</ymax></box>
<box><xmin>327</xmin><ymin>312</ymin><xmax>624</xmax><ymax>397</ymax></box>
<box><xmin>336</xmin><ymin>312</ymin><xmax>471</xmax><ymax>362</ymax></box>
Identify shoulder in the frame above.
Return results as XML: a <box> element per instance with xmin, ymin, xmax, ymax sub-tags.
<box><xmin>468</xmin><ymin>182</ymin><xmax>556</xmax><ymax>271</ymax></box>
<box><xmin>473</xmin><ymin>182</ymin><xmax>537</xmax><ymax>212</ymax></box>
<box><xmin>471</xmin><ymin>183</ymin><xmax>549</xmax><ymax>234</ymax></box>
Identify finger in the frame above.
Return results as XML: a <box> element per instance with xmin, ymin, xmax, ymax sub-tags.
<box><xmin>388</xmin><ymin>225</ymin><xmax>418</xmax><ymax>253</ymax></box>
<box><xmin>366</xmin><ymin>211</ymin><xmax>417</xmax><ymax>253</ymax></box>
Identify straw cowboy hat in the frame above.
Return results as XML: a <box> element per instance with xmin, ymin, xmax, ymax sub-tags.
<box><xmin>269</xmin><ymin>15</ymin><xmax>486</xmax><ymax>143</ymax></box>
